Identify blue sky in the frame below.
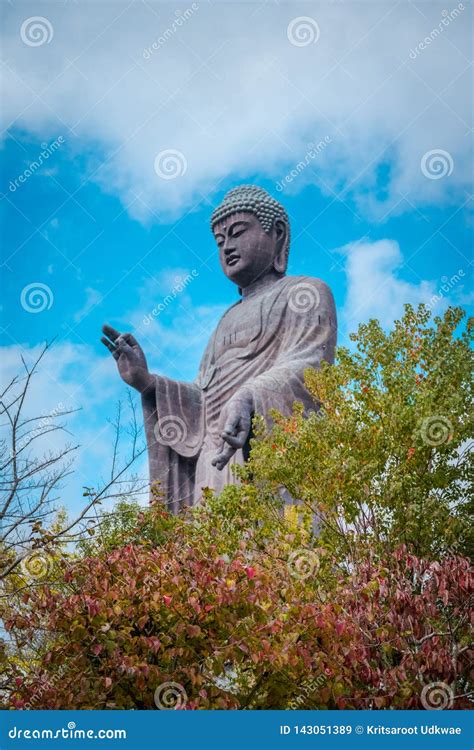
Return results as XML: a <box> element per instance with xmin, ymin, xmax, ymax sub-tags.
<box><xmin>1</xmin><ymin>0</ymin><xmax>472</xmax><ymax>516</ymax></box>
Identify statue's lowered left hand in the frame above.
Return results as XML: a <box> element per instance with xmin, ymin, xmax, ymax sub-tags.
<box><xmin>211</xmin><ymin>389</ymin><xmax>253</xmax><ymax>470</ymax></box>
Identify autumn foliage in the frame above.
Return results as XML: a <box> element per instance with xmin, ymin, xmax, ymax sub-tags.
<box><xmin>3</xmin><ymin>502</ymin><xmax>473</xmax><ymax>710</ymax></box>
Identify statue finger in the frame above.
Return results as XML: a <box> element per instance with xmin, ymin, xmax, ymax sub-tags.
<box><xmin>211</xmin><ymin>453</ymin><xmax>226</xmax><ymax>468</ymax></box>
<box><xmin>222</xmin><ymin>416</ymin><xmax>239</xmax><ymax>437</ymax></box>
<box><xmin>224</xmin><ymin>415</ymin><xmax>251</xmax><ymax>448</ymax></box>
<box><xmin>222</xmin><ymin>442</ymin><xmax>237</xmax><ymax>459</ymax></box>
<box><xmin>211</xmin><ymin>442</ymin><xmax>236</xmax><ymax>469</ymax></box>
<box><xmin>115</xmin><ymin>335</ymin><xmax>133</xmax><ymax>353</ymax></box>
<box><xmin>101</xmin><ymin>336</ymin><xmax>117</xmax><ymax>356</ymax></box>
<box><xmin>221</xmin><ymin>431</ymin><xmax>242</xmax><ymax>449</ymax></box>
<box><xmin>122</xmin><ymin>332</ymin><xmax>139</xmax><ymax>347</ymax></box>
<box><xmin>102</xmin><ymin>324</ymin><xmax>121</xmax><ymax>342</ymax></box>
<box><xmin>102</xmin><ymin>335</ymin><xmax>129</xmax><ymax>361</ymax></box>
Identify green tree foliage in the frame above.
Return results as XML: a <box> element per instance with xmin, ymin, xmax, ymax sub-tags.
<box><xmin>245</xmin><ymin>305</ymin><xmax>473</xmax><ymax>561</ymax></box>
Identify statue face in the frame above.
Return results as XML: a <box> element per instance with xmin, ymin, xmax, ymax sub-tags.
<box><xmin>213</xmin><ymin>211</ymin><xmax>279</xmax><ymax>287</ymax></box>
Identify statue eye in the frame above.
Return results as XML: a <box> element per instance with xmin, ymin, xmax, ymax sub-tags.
<box><xmin>215</xmin><ymin>234</ymin><xmax>225</xmax><ymax>247</ymax></box>
<box><xmin>231</xmin><ymin>226</ymin><xmax>247</xmax><ymax>238</ymax></box>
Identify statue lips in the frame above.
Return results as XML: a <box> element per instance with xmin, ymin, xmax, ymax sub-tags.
<box><xmin>226</xmin><ymin>253</ymin><xmax>240</xmax><ymax>267</ymax></box>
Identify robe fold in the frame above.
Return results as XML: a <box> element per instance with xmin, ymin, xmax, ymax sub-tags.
<box><xmin>142</xmin><ymin>275</ymin><xmax>337</xmax><ymax>511</ymax></box>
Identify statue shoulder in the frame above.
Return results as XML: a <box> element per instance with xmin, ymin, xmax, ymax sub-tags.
<box><xmin>280</xmin><ymin>275</ymin><xmax>335</xmax><ymax>304</ymax></box>
<box><xmin>284</xmin><ymin>274</ymin><xmax>331</xmax><ymax>289</ymax></box>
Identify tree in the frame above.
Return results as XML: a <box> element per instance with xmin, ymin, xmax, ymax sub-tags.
<box><xmin>244</xmin><ymin>305</ymin><xmax>473</xmax><ymax>562</ymax></box>
<box><xmin>0</xmin><ymin>344</ymin><xmax>148</xmax><ymax>586</ymax></box>
<box><xmin>0</xmin><ymin>345</ymin><xmax>151</xmax><ymax>703</ymax></box>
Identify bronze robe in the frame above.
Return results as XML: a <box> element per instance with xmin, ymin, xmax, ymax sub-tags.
<box><xmin>142</xmin><ymin>275</ymin><xmax>337</xmax><ymax>512</ymax></box>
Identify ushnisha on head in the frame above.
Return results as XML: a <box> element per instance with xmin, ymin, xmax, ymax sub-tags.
<box><xmin>211</xmin><ymin>185</ymin><xmax>290</xmax><ymax>289</ymax></box>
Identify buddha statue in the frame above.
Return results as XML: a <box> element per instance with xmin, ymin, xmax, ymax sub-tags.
<box><xmin>101</xmin><ymin>185</ymin><xmax>337</xmax><ymax>511</ymax></box>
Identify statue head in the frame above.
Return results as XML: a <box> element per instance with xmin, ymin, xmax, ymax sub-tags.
<box><xmin>210</xmin><ymin>185</ymin><xmax>290</xmax><ymax>288</ymax></box>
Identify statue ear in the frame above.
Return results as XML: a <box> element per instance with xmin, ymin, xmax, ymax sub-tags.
<box><xmin>273</xmin><ymin>219</ymin><xmax>288</xmax><ymax>274</ymax></box>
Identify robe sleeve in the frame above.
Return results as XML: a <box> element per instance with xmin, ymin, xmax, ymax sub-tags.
<box><xmin>235</xmin><ymin>277</ymin><xmax>337</xmax><ymax>420</ymax></box>
<box><xmin>141</xmin><ymin>376</ymin><xmax>204</xmax><ymax>513</ymax></box>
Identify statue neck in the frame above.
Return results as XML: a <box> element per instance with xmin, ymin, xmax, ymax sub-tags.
<box><xmin>240</xmin><ymin>269</ymin><xmax>284</xmax><ymax>299</ymax></box>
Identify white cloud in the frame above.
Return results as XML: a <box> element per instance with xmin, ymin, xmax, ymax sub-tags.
<box><xmin>74</xmin><ymin>286</ymin><xmax>103</xmax><ymax>323</ymax></box>
<box><xmin>1</xmin><ymin>1</ymin><xmax>471</xmax><ymax>221</ymax></box>
<box><xmin>337</xmin><ymin>237</ymin><xmax>473</xmax><ymax>334</ymax></box>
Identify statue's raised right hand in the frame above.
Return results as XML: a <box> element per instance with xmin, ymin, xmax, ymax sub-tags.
<box><xmin>101</xmin><ymin>324</ymin><xmax>154</xmax><ymax>394</ymax></box>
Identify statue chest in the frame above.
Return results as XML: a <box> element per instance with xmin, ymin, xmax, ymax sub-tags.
<box><xmin>212</xmin><ymin>300</ymin><xmax>262</xmax><ymax>362</ymax></box>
